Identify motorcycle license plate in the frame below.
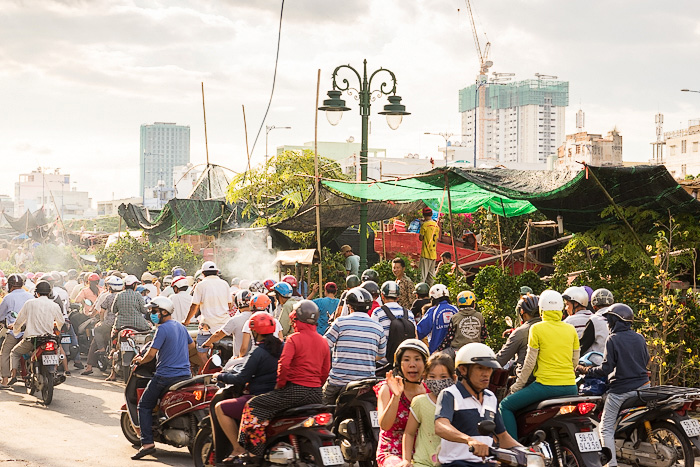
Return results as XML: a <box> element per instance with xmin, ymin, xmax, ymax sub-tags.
<box><xmin>61</xmin><ymin>336</ymin><xmax>71</xmax><ymax>344</ymax></box>
<box><xmin>681</xmin><ymin>418</ymin><xmax>700</xmax><ymax>437</ymax></box>
<box><xmin>370</xmin><ymin>410</ymin><xmax>380</xmax><ymax>428</ymax></box>
<box><xmin>318</xmin><ymin>446</ymin><xmax>344</xmax><ymax>466</ymax></box>
<box><xmin>575</xmin><ymin>432</ymin><xmax>602</xmax><ymax>453</ymax></box>
<box><xmin>120</xmin><ymin>342</ymin><xmax>133</xmax><ymax>351</ymax></box>
<box><xmin>42</xmin><ymin>354</ymin><xmax>59</xmax><ymax>366</ymax></box>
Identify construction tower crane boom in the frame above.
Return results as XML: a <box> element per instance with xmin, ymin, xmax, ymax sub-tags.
<box><xmin>465</xmin><ymin>0</ymin><xmax>492</xmax><ymax>163</ymax></box>
<box><xmin>535</xmin><ymin>73</ymin><xmax>558</xmax><ymax>80</ymax></box>
<box><xmin>465</xmin><ymin>0</ymin><xmax>492</xmax><ymax>76</ymax></box>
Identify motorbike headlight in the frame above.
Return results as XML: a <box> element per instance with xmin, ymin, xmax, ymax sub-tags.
<box><xmin>526</xmin><ymin>455</ymin><xmax>546</xmax><ymax>467</ymax></box>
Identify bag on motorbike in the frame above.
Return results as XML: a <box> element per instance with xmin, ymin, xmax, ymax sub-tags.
<box><xmin>382</xmin><ymin>305</ymin><xmax>416</xmax><ymax>362</ymax></box>
<box><xmin>580</xmin><ymin>376</ymin><xmax>607</xmax><ymax>396</ymax></box>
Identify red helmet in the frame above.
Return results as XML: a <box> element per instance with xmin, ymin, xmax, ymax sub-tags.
<box><xmin>249</xmin><ymin>311</ymin><xmax>276</xmax><ymax>335</ymax></box>
<box><xmin>282</xmin><ymin>274</ymin><xmax>298</xmax><ymax>288</ymax></box>
<box><xmin>263</xmin><ymin>278</ymin><xmax>277</xmax><ymax>291</ymax></box>
<box><xmin>88</xmin><ymin>273</ymin><xmax>100</xmax><ymax>282</ymax></box>
<box><xmin>250</xmin><ymin>293</ymin><xmax>272</xmax><ymax>311</ymax></box>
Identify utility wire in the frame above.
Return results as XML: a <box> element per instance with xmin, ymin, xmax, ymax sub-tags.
<box><xmin>243</xmin><ymin>0</ymin><xmax>285</xmax><ymax>180</ymax></box>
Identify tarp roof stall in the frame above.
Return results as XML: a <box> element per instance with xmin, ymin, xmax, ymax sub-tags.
<box><xmin>3</xmin><ymin>207</ymin><xmax>53</xmax><ymax>240</ymax></box>
<box><xmin>273</xmin><ymin>185</ymin><xmax>425</xmax><ymax>232</ymax></box>
<box><xmin>322</xmin><ymin>165</ymin><xmax>700</xmax><ymax>233</ymax></box>
<box><xmin>275</xmin><ymin>249</ymin><xmax>319</xmax><ymax>266</ymax></box>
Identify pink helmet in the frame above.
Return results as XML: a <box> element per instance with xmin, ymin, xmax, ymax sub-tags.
<box><xmin>282</xmin><ymin>274</ymin><xmax>298</xmax><ymax>288</ymax></box>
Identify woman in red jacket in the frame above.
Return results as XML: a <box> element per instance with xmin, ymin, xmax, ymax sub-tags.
<box><xmin>237</xmin><ymin>300</ymin><xmax>331</xmax><ymax>459</ymax></box>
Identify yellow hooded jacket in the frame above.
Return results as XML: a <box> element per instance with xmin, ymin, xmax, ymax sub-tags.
<box><xmin>528</xmin><ymin>308</ymin><xmax>580</xmax><ymax>386</ymax></box>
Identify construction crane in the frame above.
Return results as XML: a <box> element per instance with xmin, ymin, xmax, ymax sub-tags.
<box><xmin>535</xmin><ymin>73</ymin><xmax>558</xmax><ymax>80</ymax></box>
<box><xmin>492</xmin><ymin>71</ymin><xmax>515</xmax><ymax>83</ymax></box>
<box><xmin>465</xmin><ymin>0</ymin><xmax>492</xmax><ymax>161</ymax></box>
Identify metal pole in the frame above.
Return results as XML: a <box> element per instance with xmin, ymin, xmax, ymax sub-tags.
<box><xmin>444</xmin><ymin>173</ymin><xmax>460</xmax><ymax>273</ymax></box>
<box><xmin>474</xmin><ymin>84</ymin><xmax>478</xmax><ymax>168</ymax></box>
<box><xmin>496</xmin><ymin>213</ymin><xmax>505</xmax><ymax>271</ymax></box>
<box><xmin>359</xmin><ymin>60</ymin><xmax>369</xmax><ymax>271</ymax></box>
<box><xmin>314</xmin><ymin>69</ymin><xmax>323</xmax><ymax>287</ymax></box>
<box><xmin>523</xmin><ymin>219</ymin><xmax>531</xmax><ymax>271</ymax></box>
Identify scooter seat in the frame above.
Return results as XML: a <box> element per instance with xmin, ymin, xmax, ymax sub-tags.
<box><xmin>344</xmin><ymin>378</ymin><xmax>378</xmax><ymax>391</ymax></box>
<box><xmin>518</xmin><ymin>395</ymin><xmax>602</xmax><ymax>413</ymax></box>
<box><xmin>617</xmin><ymin>392</ymin><xmax>668</xmax><ymax>411</ymax></box>
<box><xmin>277</xmin><ymin>404</ymin><xmax>328</xmax><ymax>418</ymax></box>
<box><xmin>167</xmin><ymin>374</ymin><xmax>211</xmax><ymax>391</ymax></box>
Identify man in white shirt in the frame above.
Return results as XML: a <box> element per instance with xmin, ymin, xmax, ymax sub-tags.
<box><xmin>203</xmin><ymin>289</ymin><xmax>253</xmax><ymax>360</ymax></box>
<box><xmin>182</xmin><ymin>261</ymin><xmax>231</xmax><ymax>365</ymax></box>
<box><xmin>8</xmin><ymin>281</ymin><xmax>65</xmax><ymax>384</ymax></box>
<box><xmin>141</xmin><ymin>272</ymin><xmax>159</xmax><ymax>300</ymax></box>
<box><xmin>170</xmin><ymin>277</ymin><xmax>193</xmax><ymax>323</ymax></box>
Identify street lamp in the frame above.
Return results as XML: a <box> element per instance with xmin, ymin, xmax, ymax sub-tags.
<box><xmin>319</xmin><ymin>59</ymin><xmax>410</xmax><ymax>270</ymax></box>
<box><xmin>424</xmin><ymin>132</ymin><xmax>454</xmax><ymax>165</ymax></box>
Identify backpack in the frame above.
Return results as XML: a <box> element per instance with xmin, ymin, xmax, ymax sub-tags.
<box><xmin>382</xmin><ymin>305</ymin><xmax>416</xmax><ymax>363</ymax></box>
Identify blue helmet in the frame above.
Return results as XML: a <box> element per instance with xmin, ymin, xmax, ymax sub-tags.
<box><xmin>171</xmin><ymin>267</ymin><xmax>186</xmax><ymax>277</ymax></box>
<box><xmin>273</xmin><ymin>281</ymin><xmax>293</xmax><ymax>298</ymax></box>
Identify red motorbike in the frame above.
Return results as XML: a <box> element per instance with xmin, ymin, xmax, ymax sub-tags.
<box><xmin>119</xmin><ymin>352</ymin><xmax>219</xmax><ymax>452</ymax></box>
<box><xmin>21</xmin><ymin>334</ymin><xmax>66</xmax><ymax>405</ymax></box>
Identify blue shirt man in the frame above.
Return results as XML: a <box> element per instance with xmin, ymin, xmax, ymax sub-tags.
<box><xmin>0</xmin><ymin>278</ymin><xmax>33</xmax><ymax>386</ymax></box>
<box><xmin>312</xmin><ymin>282</ymin><xmax>340</xmax><ymax>335</ymax></box>
<box><xmin>131</xmin><ymin>297</ymin><xmax>194</xmax><ymax>460</ymax></box>
<box><xmin>417</xmin><ymin>299</ymin><xmax>458</xmax><ymax>354</ymax></box>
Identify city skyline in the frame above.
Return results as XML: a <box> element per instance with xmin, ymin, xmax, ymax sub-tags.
<box><xmin>2</xmin><ymin>0</ymin><xmax>700</xmax><ymax>205</ymax></box>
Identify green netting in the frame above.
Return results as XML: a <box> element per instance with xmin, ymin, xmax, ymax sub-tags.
<box><xmin>459</xmin><ymin>79</ymin><xmax>570</xmax><ymax>112</ymax></box>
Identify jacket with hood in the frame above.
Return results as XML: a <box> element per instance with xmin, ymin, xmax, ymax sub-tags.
<box><xmin>496</xmin><ymin>316</ymin><xmax>542</xmax><ymax>374</ymax></box>
<box><xmin>277</xmin><ymin>321</ymin><xmax>330</xmax><ymax>388</ymax></box>
<box><xmin>527</xmin><ymin>308</ymin><xmax>580</xmax><ymax>386</ymax></box>
<box><xmin>587</xmin><ymin>318</ymin><xmax>649</xmax><ymax>394</ymax></box>
<box><xmin>441</xmin><ymin>306</ymin><xmax>486</xmax><ymax>350</ymax></box>
<box><xmin>417</xmin><ymin>300</ymin><xmax>458</xmax><ymax>354</ymax></box>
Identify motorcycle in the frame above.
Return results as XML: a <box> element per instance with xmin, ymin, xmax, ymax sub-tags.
<box><xmin>331</xmin><ymin>377</ymin><xmax>380</xmax><ymax>467</ymax></box>
<box><xmin>193</xmin><ymin>368</ymin><xmax>343</xmax><ymax>467</ymax></box>
<box><xmin>119</xmin><ymin>350</ymin><xmax>219</xmax><ymax>452</ymax></box>
<box><xmin>116</xmin><ymin>328</ymin><xmax>152</xmax><ymax>382</ymax></box>
<box><xmin>22</xmin><ymin>334</ymin><xmax>66</xmax><ymax>405</ymax></box>
<box><xmin>475</xmin><ymin>420</ymin><xmax>552</xmax><ymax>466</ymax></box>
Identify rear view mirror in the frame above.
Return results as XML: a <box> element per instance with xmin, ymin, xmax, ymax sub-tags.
<box><xmin>477</xmin><ymin>420</ymin><xmax>496</xmax><ymax>436</ymax></box>
<box><xmin>505</xmin><ymin>316</ymin><xmax>513</xmax><ymax>327</ymax></box>
<box><xmin>211</xmin><ymin>354</ymin><xmax>222</xmax><ymax>368</ymax></box>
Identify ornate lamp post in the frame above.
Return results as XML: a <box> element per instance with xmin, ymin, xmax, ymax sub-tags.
<box><xmin>319</xmin><ymin>59</ymin><xmax>410</xmax><ymax>270</ymax></box>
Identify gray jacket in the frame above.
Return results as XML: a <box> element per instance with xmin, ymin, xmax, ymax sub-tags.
<box><xmin>496</xmin><ymin>316</ymin><xmax>542</xmax><ymax>375</ymax></box>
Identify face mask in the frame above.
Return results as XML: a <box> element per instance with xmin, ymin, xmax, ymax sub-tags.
<box><xmin>150</xmin><ymin>313</ymin><xmax>160</xmax><ymax>325</ymax></box>
<box><xmin>425</xmin><ymin>378</ymin><xmax>455</xmax><ymax>394</ymax></box>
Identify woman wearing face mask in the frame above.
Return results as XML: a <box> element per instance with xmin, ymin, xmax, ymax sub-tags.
<box><xmin>401</xmin><ymin>352</ymin><xmax>456</xmax><ymax>467</ymax></box>
<box><xmin>375</xmin><ymin>339</ymin><xmax>429</xmax><ymax>467</ymax></box>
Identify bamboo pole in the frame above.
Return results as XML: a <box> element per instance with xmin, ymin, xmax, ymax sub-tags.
<box><xmin>496</xmin><ymin>213</ymin><xmax>505</xmax><ymax>271</ymax></box>
<box><xmin>381</xmin><ymin>220</ymin><xmax>387</xmax><ymax>260</ymax></box>
<box><xmin>444</xmin><ymin>174</ymin><xmax>460</xmax><ymax>273</ymax></box>
<box><xmin>243</xmin><ymin>105</ymin><xmax>251</xmax><ymax>179</ymax></box>
<box><xmin>201</xmin><ymin>83</ymin><xmax>213</xmax><ymax>199</ymax></box>
<box><xmin>523</xmin><ymin>219</ymin><xmax>531</xmax><ymax>271</ymax></box>
<box><xmin>314</xmin><ymin>69</ymin><xmax>323</xmax><ymax>287</ymax></box>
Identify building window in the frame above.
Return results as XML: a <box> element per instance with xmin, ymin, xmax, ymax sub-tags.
<box><xmin>576</xmin><ymin>145</ymin><xmax>581</xmax><ymax>154</ymax></box>
<box><xmin>694</xmin><ymin>142</ymin><xmax>699</xmax><ymax>152</ymax></box>
<box><xmin>670</xmin><ymin>145</ymin><xmax>676</xmax><ymax>156</ymax></box>
<box><xmin>682</xmin><ymin>140</ymin><xmax>687</xmax><ymax>153</ymax></box>
<box><xmin>682</xmin><ymin>164</ymin><xmax>687</xmax><ymax>178</ymax></box>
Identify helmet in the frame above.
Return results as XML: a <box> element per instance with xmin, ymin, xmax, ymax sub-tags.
<box><xmin>249</xmin><ymin>280</ymin><xmax>265</xmax><ymax>293</ymax></box>
<box><xmin>455</xmin><ymin>343</ymin><xmax>501</xmax><ymax>369</ymax></box>
<box><xmin>230</xmin><ymin>277</ymin><xmax>241</xmax><ymax>287</ymax></box>
<box><xmin>35</xmin><ymin>281</ymin><xmax>52</xmax><ymax>295</ymax></box>
<box><xmin>136</xmin><ymin>285</ymin><xmax>147</xmax><ymax>293</ymax></box>
<box><xmin>202</xmin><ymin>261</ymin><xmax>218</xmax><ymax>272</ymax></box>
<box><xmin>236</xmin><ymin>289</ymin><xmax>253</xmax><ymax>308</ymax></box>
<box><xmin>106</xmin><ymin>276</ymin><xmax>124</xmax><ymax>291</ymax></box>
<box><xmin>171</xmin><ymin>267</ymin><xmax>186</xmax><ymax>277</ymax></box>
<box><xmin>238</xmin><ymin>279</ymin><xmax>251</xmax><ymax>291</ymax></box>
<box><xmin>360</xmin><ymin>280</ymin><xmax>379</xmax><ymax>297</ymax></box>
<box><xmin>250</xmin><ymin>293</ymin><xmax>272</xmax><ymax>311</ymax></box>
<box><xmin>562</xmin><ymin>286</ymin><xmax>589</xmax><ymax>308</ymax></box>
<box><xmin>163</xmin><ymin>275</ymin><xmax>173</xmax><ymax>286</ymax></box>
<box><xmin>141</xmin><ymin>272</ymin><xmax>155</xmax><ymax>282</ymax></box>
<box><xmin>194</xmin><ymin>270</ymin><xmax>203</xmax><ymax>281</ymax></box>
<box><xmin>87</xmin><ymin>273</ymin><xmax>100</xmax><ymax>282</ymax></box>
<box><xmin>518</xmin><ymin>295</ymin><xmax>540</xmax><ymax>316</ymax></box>
<box><xmin>147</xmin><ymin>296</ymin><xmax>174</xmax><ymax>313</ymax></box>
<box><xmin>26</xmin><ymin>272</ymin><xmax>36</xmax><ymax>281</ymax></box>
<box><xmin>249</xmin><ymin>311</ymin><xmax>276</xmax><ymax>335</ymax></box>
<box><xmin>346</xmin><ymin>275</ymin><xmax>361</xmax><ymax>288</ymax></box>
<box><xmin>263</xmin><ymin>279</ymin><xmax>277</xmax><ymax>291</ymax></box>
<box><xmin>457</xmin><ymin>290</ymin><xmax>476</xmax><ymax>307</ymax></box>
<box><xmin>361</xmin><ymin>269</ymin><xmax>379</xmax><ymax>283</ymax></box>
<box><xmin>519</xmin><ymin>286</ymin><xmax>534</xmax><ymax>295</ymax></box>
<box><xmin>429</xmin><ymin>283</ymin><xmax>449</xmax><ymax>299</ymax></box>
<box><xmin>591</xmin><ymin>288</ymin><xmax>614</xmax><ymax>307</ymax></box>
<box><xmin>539</xmin><ymin>290</ymin><xmax>564</xmax><ymax>311</ymax></box>
<box><xmin>282</xmin><ymin>274</ymin><xmax>298</xmax><ymax>288</ymax></box>
<box><xmin>291</xmin><ymin>300</ymin><xmax>320</xmax><ymax>325</ymax></box>
<box><xmin>7</xmin><ymin>273</ymin><xmax>24</xmax><ymax>289</ymax></box>
<box><xmin>381</xmin><ymin>281</ymin><xmax>400</xmax><ymax>299</ymax></box>
<box><xmin>273</xmin><ymin>282</ymin><xmax>294</xmax><ymax>298</ymax></box>
<box><xmin>186</xmin><ymin>276</ymin><xmax>195</xmax><ymax>287</ymax></box>
<box><xmin>171</xmin><ymin>276</ymin><xmax>187</xmax><ymax>290</ymax></box>
<box><xmin>393</xmin><ymin>338</ymin><xmax>429</xmax><ymax>366</ymax></box>
<box><xmin>124</xmin><ymin>275</ymin><xmax>141</xmax><ymax>286</ymax></box>
<box><xmin>345</xmin><ymin>287</ymin><xmax>373</xmax><ymax>312</ymax></box>
<box><xmin>602</xmin><ymin>303</ymin><xmax>634</xmax><ymax>322</ymax></box>
<box><xmin>414</xmin><ymin>282</ymin><xmax>430</xmax><ymax>296</ymax></box>
<box><xmin>67</xmin><ymin>269</ymin><xmax>78</xmax><ymax>279</ymax></box>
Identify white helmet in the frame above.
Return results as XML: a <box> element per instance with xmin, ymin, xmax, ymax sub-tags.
<box><xmin>539</xmin><ymin>289</ymin><xmax>564</xmax><ymax>311</ymax></box>
<box><xmin>202</xmin><ymin>261</ymin><xmax>218</xmax><ymax>272</ymax></box>
<box><xmin>106</xmin><ymin>275</ymin><xmax>124</xmax><ymax>291</ymax></box>
<box><xmin>239</xmin><ymin>279</ymin><xmax>251</xmax><ymax>291</ymax></box>
<box><xmin>124</xmin><ymin>274</ymin><xmax>141</xmax><ymax>286</ymax></box>
<box><xmin>429</xmin><ymin>283</ymin><xmax>449</xmax><ymax>299</ymax></box>
<box><xmin>562</xmin><ymin>286</ymin><xmax>589</xmax><ymax>308</ymax></box>
<box><xmin>455</xmin><ymin>343</ymin><xmax>501</xmax><ymax>369</ymax></box>
<box><xmin>147</xmin><ymin>296</ymin><xmax>174</xmax><ymax>313</ymax></box>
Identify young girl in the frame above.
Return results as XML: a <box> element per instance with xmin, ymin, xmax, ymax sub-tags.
<box><xmin>401</xmin><ymin>353</ymin><xmax>457</xmax><ymax>467</ymax></box>
<box><xmin>375</xmin><ymin>339</ymin><xmax>429</xmax><ymax>467</ymax></box>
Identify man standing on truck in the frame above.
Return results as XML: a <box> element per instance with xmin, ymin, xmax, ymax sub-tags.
<box><xmin>418</xmin><ymin>207</ymin><xmax>439</xmax><ymax>285</ymax></box>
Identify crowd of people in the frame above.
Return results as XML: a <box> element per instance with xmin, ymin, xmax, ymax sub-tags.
<box><xmin>0</xmin><ymin>251</ymin><xmax>649</xmax><ymax>467</ymax></box>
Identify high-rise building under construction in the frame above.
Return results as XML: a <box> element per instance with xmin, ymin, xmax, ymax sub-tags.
<box><xmin>459</xmin><ymin>78</ymin><xmax>569</xmax><ymax>166</ymax></box>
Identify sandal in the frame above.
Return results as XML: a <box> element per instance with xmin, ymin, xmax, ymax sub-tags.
<box><xmin>222</xmin><ymin>454</ymin><xmax>254</xmax><ymax>465</ymax></box>
<box><xmin>81</xmin><ymin>369</ymin><xmax>93</xmax><ymax>376</ymax></box>
<box><xmin>105</xmin><ymin>375</ymin><xmax>117</xmax><ymax>381</ymax></box>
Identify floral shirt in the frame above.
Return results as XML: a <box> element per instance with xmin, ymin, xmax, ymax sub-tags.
<box><xmin>396</xmin><ymin>276</ymin><xmax>415</xmax><ymax>310</ymax></box>
<box><xmin>374</xmin><ymin>380</ymin><xmax>412</xmax><ymax>467</ymax></box>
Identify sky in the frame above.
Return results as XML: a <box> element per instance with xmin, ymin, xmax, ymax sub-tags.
<box><xmin>2</xmin><ymin>0</ymin><xmax>700</xmax><ymax>206</ymax></box>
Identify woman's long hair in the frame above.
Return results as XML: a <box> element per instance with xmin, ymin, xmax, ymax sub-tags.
<box><xmin>89</xmin><ymin>280</ymin><xmax>100</xmax><ymax>297</ymax></box>
<box><xmin>259</xmin><ymin>334</ymin><xmax>283</xmax><ymax>358</ymax></box>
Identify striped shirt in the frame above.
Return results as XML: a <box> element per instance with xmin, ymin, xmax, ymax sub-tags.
<box><xmin>371</xmin><ymin>301</ymin><xmax>415</xmax><ymax>340</ymax></box>
<box><xmin>325</xmin><ymin>312</ymin><xmax>387</xmax><ymax>386</ymax></box>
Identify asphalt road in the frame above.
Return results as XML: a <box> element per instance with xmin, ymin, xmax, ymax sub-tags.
<box><xmin>0</xmin><ymin>372</ymin><xmax>192</xmax><ymax>467</ymax></box>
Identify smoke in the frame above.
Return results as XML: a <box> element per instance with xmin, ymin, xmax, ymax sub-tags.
<box><xmin>215</xmin><ymin>229</ymin><xmax>279</xmax><ymax>282</ymax></box>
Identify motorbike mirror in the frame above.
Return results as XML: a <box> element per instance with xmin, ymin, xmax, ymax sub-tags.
<box><xmin>532</xmin><ymin>429</ymin><xmax>546</xmax><ymax>445</ymax></box>
<box><xmin>84</xmin><ymin>299</ymin><xmax>93</xmax><ymax>306</ymax></box>
<box><xmin>211</xmin><ymin>354</ymin><xmax>222</xmax><ymax>368</ymax></box>
<box><xmin>505</xmin><ymin>316</ymin><xmax>513</xmax><ymax>327</ymax></box>
<box><xmin>477</xmin><ymin>420</ymin><xmax>497</xmax><ymax>436</ymax></box>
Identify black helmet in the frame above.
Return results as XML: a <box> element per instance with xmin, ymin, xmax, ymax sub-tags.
<box><xmin>518</xmin><ymin>295</ymin><xmax>540</xmax><ymax>316</ymax></box>
<box><xmin>345</xmin><ymin>287</ymin><xmax>373</xmax><ymax>312</ymax></box>
<box><xmin>7</xmin><ymin>273</ymin><xmax>24</xmax><ymax>289</ymax></box>
<box><xmin>519</xmin><ymin>286</ymin><xmax>533</xmax><ymax>295</ymax></box>
<box><xmin>414</xmin><ymin>282</ymin><xmax>430</xmax><ymax>296</ymax></box>
<box><xmin>591</xmin><ymin>288</ymin><xmax>614</xmax><ymax>307</ymax></box>
<box><xmin>292</xmin><ymin>300</ymin><xmax>320</xmax><ymax>325</ymax></box>
<box><xmin>35</xmin><ymin>280</ymin><xmax>52</xmax><ymax>296</ymax></box>
<box><xmin>361</xmin><ymin>269</ymin><xmax>379</xmax><ymax>283</ymax></box>
<box><xmin>602</xmin><ymin>303</ymin><xmax>633</xmax><ymax>322</ymax></box>
<box><xmin>346</xmin><ymin>274</ymin><xmax>361</xmax><ymax>289</ymax></box>
<box><xmin>360</xmin><ymin>280</ymin><xmax>380</xmax><ymax>297</ymax></box>
<box><xmin>67</xmin><ymin>269</ymin><xmax>78</xmax><ymax>279</ymax></box>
